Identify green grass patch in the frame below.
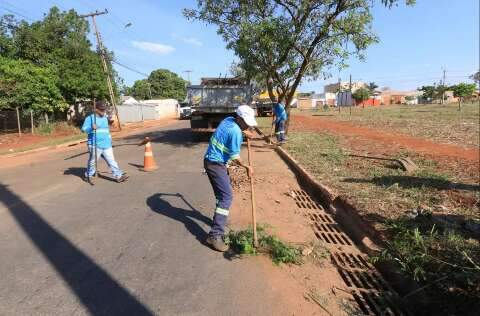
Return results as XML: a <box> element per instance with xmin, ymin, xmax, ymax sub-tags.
<box><xmin>37</xmin><ymin>122</ymin><xmax>54</xmax><ymax>135</ymax></box>
<box><xmin>372</xmin><ymin>217</ymin><xmax>480</xmax><ymax>314</ymax></box>
<box><xmin>226</xmin><ymin>226</ymin><xmax>303</xmax><ymax>265</ymax></box>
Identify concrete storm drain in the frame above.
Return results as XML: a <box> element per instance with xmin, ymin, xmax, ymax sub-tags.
<box><xmin>290</xmin><ymin>189</ymin><xmax>409</xmax><ymax>316</ymax></box>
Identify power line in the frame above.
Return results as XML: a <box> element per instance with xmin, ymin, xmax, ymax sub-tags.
<box><xmin>112</xmin><ymin>59</ymin><xmax>149</xmax><ymax>77</ymax></box>
<box><xmin>0</xmin><ymin>6</ymin><xmax>34</xmax><ymax>21</ymax></box>
<box><xmin>3</xmin><ymin>1</ymin><xmax>36</xmax><ymax>18</ymax></box>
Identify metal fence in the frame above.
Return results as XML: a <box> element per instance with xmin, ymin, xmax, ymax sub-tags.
<box><xmin>0</xmin><ymin>108</ymin><xmax>67</xmax><ymax>135</ymax></box>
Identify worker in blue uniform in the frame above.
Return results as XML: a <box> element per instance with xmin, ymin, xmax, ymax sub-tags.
<box><xmin>204</xmin><ymin>105</ymin><xmax>257</xmax><ymax>252</ymax></box>
<box><xmin>81</xmin><ymin>101</ymin><xmax>128</xmax><ymax>185</ymax></box>
<box><xmin>272</xmin><ymin>97</ymin><xmax>288</xmax><ymax>144</ymax></box>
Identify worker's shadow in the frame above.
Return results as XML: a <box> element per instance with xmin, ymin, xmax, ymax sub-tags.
<box><xmin>146</xmin><ymin>193</ymin><xmax>212</xmax><ymax>246</ymax></box>
<box><xmin>63</xmin><ymin>167</ymin><xmax>119</xmax><ymax>183</ymax></box>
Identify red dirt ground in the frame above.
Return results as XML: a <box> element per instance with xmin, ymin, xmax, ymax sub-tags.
<box><xmin>0</xmin><ymin>119</ymin><xmax>175</xmax><ymax>153</ymax></box>
<box><xmin>291</xmin><ymin>115</ymin><xmax>480</xmax><ymax>162</ymax></box>
<box><xmin>0</xmin><ymin>131</ymin><xmax>79</xmax><ymax>151</ymax></box>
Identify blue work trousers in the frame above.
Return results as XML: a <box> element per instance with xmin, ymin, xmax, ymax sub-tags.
<box><xmin>275</xmin><ymin>120</ymin><xmax>286</xmax><ymax>142</ymax></box>
<box><xmin>204</xmin><ymin>159</ymin><xmax>233</xmax><ymax>238</ymax></box>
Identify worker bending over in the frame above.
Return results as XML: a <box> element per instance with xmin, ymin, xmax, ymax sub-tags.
<box><xmin>204</xmin><ymin>105</ymin><xmax>257</xmax><ymax>252</ymax></box>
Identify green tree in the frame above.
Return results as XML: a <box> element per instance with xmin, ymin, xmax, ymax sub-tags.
<box><xmin>418</xmin><ymin>85</ymin><xmax>436</xmax><ymax>103</ymax></box>
<box><xmin>0</xmin><ymin>14</ymin><xmax>17</xmax><ymax>57</ymax></box>
<box><xmin>470</xmin><ymin>71</ymin><xmax>480</xmax><ymax>84</ymax></box>
<box><xmin>148</xmin><ymin>69</ymin><xmax>187</xmax><ymax>101</ymax></box>
<box><xmin>352</xmin><ymin>87</ymin><xmax>370</xmax><ymax>108</ymax></box>
<box><xmin>367</xmin><ymin>82</ymin><xmax>379</xmax><ymax>93</ymax></box>
<box><xmin>1</xmin><ymin>7</ymin><xmax>116</xmax><ymax>104</ymax></box>
<box><xmin>435</xmin><ymin>84</ymin><xmax>449</xmax><ymax>104</ymax></box>
<box><xmin>0</xmin><ymin>57</ymin><xmax>67</xmax><ymax>115</ymax></box>
<box><xmin>451</xmin><ymin>83</ymin><xmax>476</xmax><ymax>111</ymax></box>
<box><xmin>131</xmin><ymin>79</ymin><xmax>152</xmax><ymax>100</ymax></box>
<box><xmin>185</xmin><ymin>0</ymin><xmax>415</xmax><ymax>131</ymax></box>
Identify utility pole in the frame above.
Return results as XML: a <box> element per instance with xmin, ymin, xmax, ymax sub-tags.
<box><xmin>80</xmin><ymin>9</ymin><xmax>122</xmax><ymax>130</ymax></box>
<box><xmin>349</xmin><ymin>74</ymin><xmax>352</xmax><ymax>115</ymax></box>
<box><xmin>337</xmin><ymin>77</ymin><xmax>341</xmax><ymax>112</ymax></box>
<box><xmin>183</xmin><ymin>70</ymin><xmax>193</xmax><ymax>84</ymax></box>
<box><xmin>442</xmin><ymin>68</ymin><xmax>446</xmax><ymax>105</ymax></box>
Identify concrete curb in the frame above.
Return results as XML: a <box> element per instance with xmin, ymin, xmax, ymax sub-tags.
<box><xmin>263</xmin><ymin>133</ymin><xmax>426</xmax><ymax>305</ymax></box>
<box><xmin>274</xmin><ymin>144</ymin><xmax>381</xmax><ymax>254</ymax></box>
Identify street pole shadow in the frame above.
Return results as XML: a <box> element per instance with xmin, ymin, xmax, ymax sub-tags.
<box><xmin>0</xmin><ymin>183</ymin><xmax>154</xmax><ymax>316</ymax></box>
<box><xmin>146</xmin><ymin>193</ymin><xmax>212</xmax><ymax>247</ymax></box>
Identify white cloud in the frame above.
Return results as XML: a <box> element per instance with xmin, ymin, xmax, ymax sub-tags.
<box><xmin>182</xmin><ymin>37</ymin><xmax>203</xmax><ymax>47</ymax></box>
<box><xmin>132</xmin><ymin>41</ymin><xmax>175</xmax><ymax>55</ymax></box>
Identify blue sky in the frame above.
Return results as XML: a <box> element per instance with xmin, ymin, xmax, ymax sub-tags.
<box><xmin>2</xmin><ymin>0</ymin><xmax>478</xmax><ymax>92</ymax></box>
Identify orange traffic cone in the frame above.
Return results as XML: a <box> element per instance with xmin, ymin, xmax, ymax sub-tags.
<box><xmin>141</xmin><ymin>137</ymin><xmax>158</xmax><ymax>172</ymax></box>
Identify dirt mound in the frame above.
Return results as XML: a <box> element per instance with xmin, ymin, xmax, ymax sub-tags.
<box><xmin>229</xmin><ymin>165</ymin><xmax>265</xmax><ymax>191</ymax></box>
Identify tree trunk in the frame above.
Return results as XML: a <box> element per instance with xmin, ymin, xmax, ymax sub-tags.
<box><xmin>458</xmin><ymin>98</ymin><xmax>462</xmax><ymax>111</ymax></box>
<box><xmin>284</xmin><ymin>94</ymin><xmax>293</xmax><ymax>135</ymax></box>
<box><xmin>44</xmin><ymin>112</ymin><xmax>49</xmax><ymax>124</ymax></box>
<box><xmin>266</xmin><ymin>79</ymin><xmax>275</xmax><ymax>102</ymax></box>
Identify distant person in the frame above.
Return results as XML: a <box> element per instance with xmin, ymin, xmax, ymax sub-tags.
<box><xmin>272</xmin><ymin>97</ymin><xmax>288</xmax><ymax>144</ymax></box>
<box><xmin>204</xmin><ymin>105</ymin><xmax>257</xmax><ymax>252</ymax></box>
<box><xmin>81</xmin><ymin>101</ymin><xmax>128</xmax><ymax>185</ymax></box>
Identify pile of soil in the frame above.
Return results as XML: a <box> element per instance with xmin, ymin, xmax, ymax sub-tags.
<box><xmin>229</xmin><ymin>165</ymin><xmax>265</xmax><ymax>191</ymax></box>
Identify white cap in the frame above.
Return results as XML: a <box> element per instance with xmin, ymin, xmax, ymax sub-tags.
<box><xmin>236</xmin><ymin>105</ymin><xmax>257</xmax><ymax>127</ymax></box>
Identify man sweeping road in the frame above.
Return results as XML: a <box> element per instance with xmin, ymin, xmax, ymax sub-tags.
<box><xmin>204</xmin><ymin>105</ymin><xmax>258</xmax><ymax>252</ymax></box>
<box><xmin>81</xmin><ymin>101</ymin><xmax>128</xmax><ymax>185</ymax></box>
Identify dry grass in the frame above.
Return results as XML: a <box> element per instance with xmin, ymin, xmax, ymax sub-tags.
<box><xmin>258</xmin><ymin>106</ymin><xmax>480</xmax><ymax>314</ymax></box>
<box><xmin>295</xmin><ymin>102</ymin><xmax>480</xmax><ymax>147</ymax></box>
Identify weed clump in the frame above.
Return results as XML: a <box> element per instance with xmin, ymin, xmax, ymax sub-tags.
<box><xmin>372</xmin><ymin>217</ymin><xmax>480</xmax><ymax>314</ymax></box>
<box><xmin>226</xmin><ymin>226</ymin><xmax>302</xmax><ymax>265</ymax></box>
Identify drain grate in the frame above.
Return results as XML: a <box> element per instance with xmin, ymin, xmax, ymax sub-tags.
<box><xmin>289</xmin><ymin>188</ymin><xmax>408</xmax><ymax>315</ymax></box>
<box><xmin>338</xmin><ymin>268</ymin><xmax>390</xmax><ymax>291</ymax></box>
<box><xmin>308</xmin><ymin>212</ymin><xmax>335</xmax><ymax>224</ymax></box>
<box><xmin>311</xmin><ymin>222</ymin><xmax>353</xmax><ymax>246</ymax></box>
<box><xmin>351</xmin><ymin>290</ymin><xmax>405</xmax><ymax>316</ymax></box>
<box><xmin>291</xmin><ymin>190</ymin><xmax>324</xmax><ymax>210</ymax></box>
<box><xmin>331</xmin><ymin>251</ymin><xmax>373</xmax><ymax>270</ymax></box>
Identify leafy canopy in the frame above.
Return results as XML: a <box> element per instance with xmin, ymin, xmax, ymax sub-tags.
<box><xmin>0</xmin><ymin>7</ymin><xmax>120</xmax><ymax>111</ymax></box>
<box><xmin>352</xmin><ymin>87</ymin><xmax>370</xmax><ymax>101</ymax></box>
<box><xmin>0</xmin><ymin>56</ymin><xmax>67</xmax><ymax>113</ymax></box>
<box><xmin>417</xmin><ymin>85</ymin><xmax>437</xmax><ymax>100</ymax></box>
<box><xmin>185</xmin><ymin>0</ymin><xmax>415</xmax><ymax>107</ymax></box>
<box><xmin>128</xmin><ymin>69</ymin><xmax>187</xmax><ymax>101</ymax></box>
<box><xmin>451</xmin><ymin>83</ymin><xmax>476</xmax><ymax>99</ymax></box>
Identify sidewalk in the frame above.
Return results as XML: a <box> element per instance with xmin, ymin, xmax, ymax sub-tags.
<box><xmin>225</xmin><ymin>138</ymin><xmax>353</xmax><ymax>315</ymax></box>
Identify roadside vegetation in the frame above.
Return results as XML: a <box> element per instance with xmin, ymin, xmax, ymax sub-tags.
<box><xmin>0</xmin><ymin>121</ymin><xmax>84</xmax><ymax>155</ymax></box>
<box><xmin>226</xmin><ymin>226</ymin><xmax>303</xmax><ymax>265</ymax></box>
<box><xmin>257</xmin><ymin>103</ymin><xmax>480</xmax><ymax>312</ymax></box>
<box><xmin>295</xmin><ymin>102</ymin><xmax>480</xmax><ymax>147</ymax></box>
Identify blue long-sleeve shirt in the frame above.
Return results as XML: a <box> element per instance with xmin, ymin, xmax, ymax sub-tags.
<box><xmin>273</xmin><ymin>103</ymin><xmax>287</xmax><ymax>123</ymax></box>
<box><xmin>81</xmin><ymin>114</ymin><xmax>112</xmax><ymax>149</ymax></box>
<box><xmin>204</xmin><ymin>117</ymin><xmax>243</xmax><ymax>164</ymax></box>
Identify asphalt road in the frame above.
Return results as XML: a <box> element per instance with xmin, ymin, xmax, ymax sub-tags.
<box><xmin>0</xmin><ymin>121</ymin><xmax>289</xmax><ymax>315</ymax></box>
